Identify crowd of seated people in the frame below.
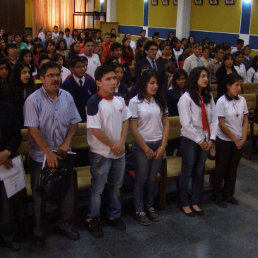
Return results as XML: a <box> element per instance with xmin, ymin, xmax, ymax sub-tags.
<box><xmin>0</xmin><ymin>26</ymin><xmax>257</xmax><ymax>251</ymax></box>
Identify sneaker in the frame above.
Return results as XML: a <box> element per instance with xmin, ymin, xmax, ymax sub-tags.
<box><xmin>226</xmin><ymin>197</ymin><xmax>239</xmax><ymax>205</ymax></box>
<box><xmin>215</xmin><ymin>199</ymin><xmax>228</xmax><ymax>208</ymax></box>
<box><xmin>146</xmin><ymin>207</ymin><xmax>160</xmax><ymax>222</ymax></box>
<box><xmin>86</xmin><ymin>217</ymin><xmax>103</xmax><ymax>238</ymax></box>
<box><xmin>135</xmin><ymin>212</ymin><xmax>151</xmax><ymax>226</ymax></box>
<box><xmin>107</xmin><ymin>217</ymin><xmax>126</xmax><ymax>231</ymax></box>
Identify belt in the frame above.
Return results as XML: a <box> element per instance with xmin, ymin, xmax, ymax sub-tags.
<box><xmin>145</xmin><ymin>140</ymin><xmax>161</xmax><ymax>145</ymax></box>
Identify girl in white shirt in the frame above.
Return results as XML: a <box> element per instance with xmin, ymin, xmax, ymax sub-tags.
<box><xmin>129</xmin><ymin>69</ymin><xmax>169</xmax><ymax>226</ymax></box>
<box><xmin>214</xmin><ymin>73</ymin><xmax>248</xmax><ymax>207</ymax></box>
<box><xmin>233</xmin><ymin>51</ymin><xmax>247</xmax><ymax>83</ymax></box>
<box><xmin>247</xmin><ymin>55</ymin><xmax>258</xmax><ymax>83</ymax></box>
<box><xmin>178</xmin><ymin>66</ymin><xmax>218</xmax><ymax>217</ymax></box>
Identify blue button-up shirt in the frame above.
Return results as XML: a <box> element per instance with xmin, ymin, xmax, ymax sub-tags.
<box><xmin>23</xmin><ymin>87</ymin><xmax>81</xmax><ymax>163</ymax></box>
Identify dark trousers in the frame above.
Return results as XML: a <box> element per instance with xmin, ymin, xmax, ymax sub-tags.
<box><xmin>213</xmin><ymin>137</ymin><xmax>242</xmax><ymax>200</ymax></box>
<box><xmin>0</xmin><ymin>182</ymin><xmax>15</xmax><ymax>243</ymax></box>
<box><xmin>29</xmin><ymin>158</ymin><xmax>75</xmax><ymax>237</ymax></box>
<box><xmin>179</xmin><ymin>137</ymin><xmax>209</xmax><ymax>207</ymax></box>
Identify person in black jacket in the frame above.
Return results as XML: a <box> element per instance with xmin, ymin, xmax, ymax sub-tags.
<box><xmin>0</xmin><ymin>101</ymin><xmax>21</xmax><ymax>251</ymax></box>
<box><xmin>166</xmin><ymin>69</ymin><xmax>188</xmax><ymax>116</ymax></box>
<box><xmin>135</xmin><ymin>41</ymin><xmax>167</xmax><ymax>94</ymax></box>
<box><xmin>216</xmin><ymin>53</ymin><xmax>237</xmax><ymax>100</ymax></box>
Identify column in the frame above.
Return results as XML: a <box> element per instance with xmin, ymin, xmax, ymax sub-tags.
<box><xmin>176</xmin><ymin>0</ymin><xmax>191</xmax><ymax>40</ymax></box>
<box><xmin>106</xmin><ymin>0</ymin><xmax>116</xmax><ymax>22</ymax></box>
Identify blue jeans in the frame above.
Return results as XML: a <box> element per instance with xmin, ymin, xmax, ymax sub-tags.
<box><xmin>179</xmin><ymin>137</ymin><xmax>209</xmax><ymax>207</ymax></box>
<box><xmin>133</xmin><ymin>141</ymin><xmax>162</xmax><ymax>213</ymax></box>
<box><xmin>88</xmin><ymin>152</ymin><xmax>125</xmax><ymax>219</ymax></box>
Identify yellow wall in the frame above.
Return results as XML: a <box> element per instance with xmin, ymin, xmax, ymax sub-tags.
<box><xmin>116</xmin><ymin>0</ymin><xmax>143</xmax><ymax>26</ymax></box>
<box><xmin>148</xmin><ymin>2</ymin><xmax>177</xmax><ymax>28</ymax></box>
<box><xmin>25</xmin><ymin>0</ymin><xmax>33</xmax><ymax>28</ymax></box>
<box><xmin>190</xmin><ymin>0</ymin><xmax>241</xmax><ymax>33</ymax></box>
<box><xmin>250</xmin><ymin>1</ymin><xmax>258</xmax><ymax>35</ymax></box>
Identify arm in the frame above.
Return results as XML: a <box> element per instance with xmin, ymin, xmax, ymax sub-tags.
<box><xmin>238</xmin><ymin>115</ymin><xmax>248</xmax><ymax>149</ymax></box>
<box><xmin>182</xmin><ymin>58</ymin><xmax>190</xmax><ymax>75</ymax></box>
<box><xmin>112</xmin><ymin>120</ymin><xmax>129</xmax><ymax>156</ymax></box>
<box><xmin>246</xmin><ymin>68</ymin><xmax>254</xmax><ymax>83</ymax></box>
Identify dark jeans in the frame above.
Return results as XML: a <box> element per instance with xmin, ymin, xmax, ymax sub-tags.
<box><xmin>29</xmin><ymin>157</ymin><xmax>75</xmax><ymax>237</ymax></box>
<box><xmin>213</xmin><ymin>137</ymin><xmax>243</xmax><ymax>200</ymax></box>
<box><xmin>179</xmin><ymin>137</ymin><xmax>209</xmax><ymax>207</ymax></box>
<box><xmin>0</xmin><ymin>182</ymin><xmax>15</xmax><ymax>244</ymax></box>
<box><xmin>133</xmin><ymin>141</ymin><xmax>162</xmax><ymax>213</ymax></box>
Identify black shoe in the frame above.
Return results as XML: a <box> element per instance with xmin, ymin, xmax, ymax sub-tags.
<box><xmin>181</xmin><ymin>207</ymin><xmax>195</xmax><ymax>217</ymax></box>
<box><xmin>6</xmin><ymin>241</ymin><xmax>21</xmax><ymax>252</ymax></box>
<box><xmin>146</xmin><ymin>207</ymin><xmax>160</xmax><ymax>222</ymax></box>
<box><xmin>215</xmin><ymin>199</ymin><xmax>228</xmax><ymax>208</ymax></box>
<box><xmin>135</xmin><ymin>212</ymin><xmax>151</xmax><ymax>226</ymax></box>
<box><xmin>86</xmin><ymin>217</ymin><xmax>103</xmax><ymax>238</ymax></box>
<box><xmin>191</xmin><ymin>206</ymin><xmax>204</xmax><ymax>216</ymax></box>
<box><xmin>34</xmin><ymin>235</ymin><xmax>46</xmax><ymax>247</ymax></box>
<box><xmin>107</xmin><ymin>217</ymin><xmax>126</xmax><ymax>231</ymax></box>
<box><xmin>59</xmin><ymin>228</ymin><xmax>80</xmax><ymax>241</ymax></box>
<box><xmin>226</xmin><ymin>197</ymin><xmax>239</xmax><ymax>205</ymax></box>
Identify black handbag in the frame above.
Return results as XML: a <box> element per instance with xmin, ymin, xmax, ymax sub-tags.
<box><xmin>38</xmin><ymin>156</ymin><xmax>74</xmax><ymax>203</ymax></box>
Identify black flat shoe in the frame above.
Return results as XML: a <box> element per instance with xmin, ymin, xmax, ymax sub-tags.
<box><xmin>181</xmin><ymin>207</ymin><xmax>195</xmax><ymax>217</ymax></box>
<box><xmin>191</xmin><ymin>207</ymin><xmax>204</xmax><ymax>216</ymax></box>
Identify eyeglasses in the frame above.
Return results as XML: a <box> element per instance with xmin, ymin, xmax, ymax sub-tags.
<box><xmin>45</xmin><ymin>73</ymin><xmax>61</xmax><ymax>78</ymax></box>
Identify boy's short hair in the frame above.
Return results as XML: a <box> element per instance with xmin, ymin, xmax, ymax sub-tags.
<box><xmin>52</xmin><ymin>53</ymin><xmax>63</xmax><ymax>62</ymax></box>
<box><xmin>110</xmin><ymin>42</ymin><xmax>122</xmax><ymax>52</ymax></box>
<box><xmin>65</xmin><ymin>28</ymin><xmax>70</xmax><ymax>33</ymax></box>
<box><xmin>6</xmin><ymin>43</ymin><xmax>18</xmax><ymax>50</ymax></box>
<box><xmin>236</xmin><ymin>39</ymin><xmax>244</xmax><ymax>45</ymax></box>
<box><xmin>84</xmin><ymin>38</ymin><xmax>94</xmax><ymax>45</ymax></box>
<box><xmin>59</xmin><ymin>31</ymin><xmax>64</xmax><ymax>35</ymax></box>
<box><xmin>69</xmin><ymin>55</ymin><xmax>88</xmax><ymax>67</ymax></box>
<box><xmin>38</xmin><ymin>54</ymin><xmax>51</xmax><ymax>66</ymax></box>
<box><xmin>95</xmin><ymin>65</ymin><xmax>115</xmax><ymax>81</ymax></box>
<box><xmin>110</xmin><ymin>33</ymin><xmax>116</xmax><ymax>39</ymax></box>
<box><xmin>140</xmin><ymin>29</ymin><xmax>146</xmax><ymax>34</ymax></box>
<box><xmin>144</xmin><ymin>41</ymin><xmax>158</xmax><ymax>51</ymax></box>
<box><xmin>39</xmin><ymin>61</ymin><xmax>60</xmax><ymax>77</ymax></box>
<box><xmin>104</xmin><ymin>33</ymin><xmax>111</xmax><ymax>37</ymax></box>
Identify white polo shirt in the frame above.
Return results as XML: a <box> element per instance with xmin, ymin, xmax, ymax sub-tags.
<box><xmin>216</xmin><ymin>94</ymin><xmax>249</xmax><ymax>141</ymax></box>
<box><xmin>61</xmin><ymin>66</ymin><xmax>71</xmax><ymax>83</ymax></box>
<box><xmin>177</xmin><ymin>92</ymin><xmax>218</xmax><ymax>143</ymax></box>
<box><xmin>128</xmin><ymin>95</ymin><xmax>168</xmax><ymax>142</ymax></box>
<box><xmin>79</xmin><ymin>53</ymin><xmax>100</xmax><ymax>79</ymax></box>
<box><xmin>86</xmin><ymin>93</ymin><xmax>131</xmax><ymax>159</ymax></box>
<box><xmin>247</xmin><ymin>67</ymin><xmax>258</xmax><ymax>83</ymax></box>
<box><xmin>234</xmin><ymin>63</ymin><xmax>247</xmax><ymax>83</ymax></box>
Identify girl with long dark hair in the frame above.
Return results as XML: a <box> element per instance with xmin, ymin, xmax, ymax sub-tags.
<box><xmin>67</xmin><ymin>41</ymin><xmax>81</xmax><ymax>60</ymax></box>
<box><xmin>19</xmin><ymin>49</ymin><xmax>37</xmax><ymax>76</ymax></box>
<box><xmin>178</xmin><ymin>66</ymin><xmax>218</xmax><ymax>216</ymax></box>
<box><xmin>122</xmin><ymin>37</ymin><xmax>134</xmax><ymax>66</ymax></box>
<box><xmin>129</xmin><ymin>69</ymin><xmax>169</xmax><ymax>226</ymax></box>
<box><xmin>233</xmin><ymin>51</ymin><xmax>247</xmax><ymax>83</ymax></box>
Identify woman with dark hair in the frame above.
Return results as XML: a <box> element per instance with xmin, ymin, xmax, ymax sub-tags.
<box><xmin>122</xmin><ymin>37</ymin><xmax>134</xmax><ymax>66</ymax></box>
<box><xmin>181</xmin><ymin>38</ymin><xmax>187</xmax><ymax>49</ymax></box>
<box><xmin>0</xmin><ymin>58</ymin><xmax>11</xmax><ymax>101</ymax></box>
<box><xmin>233</xmin><ymin>51</ymin><xmax>247</xmax><ymax>83</ymax></box>
<box><xmin>19</xmin><ymin>49</ymin><xmax>37</xmax><ymax>76</ymax></box>
<box><xmin>33</xmin><ymin>43</ymin><xmax>43</xmax><ymax>68</ymax></box>
<box><xmin>216</xmin><ymin>53</ymin><xmax>238</xmax><ymax>99</ymax></box>
<box><xmin>186</xmin><ymin>35</ymin><xmax>195</xmax><ymax>49</ymax></box>
<box><xmin>56</xmin><ymin>39</ymin><xmax>69</xmax><ymax>61</ymax></box>
<box><xmin>166</xmin><ymin>69</ymin><xmax>188</xmax><ymax>116</ymax></box>
<box><xmin>178</xmin><ymin>66</ymin><xmax>218</xmax><ymax>216</ymax></box>
<box><xmin>135</xmin><ymin>39</ymin><xmax>147</xmax><ymax>62</ymax></box>
<box><xmin>67</xmin><ymin>41</ymin><xmax>81</xmax><ymax>60</ymax></box>
<box><xmin>242</xmin><ymin>45</ymin><xmax>252</xmax><ymax>71</ymax></box>
<box><xmin>46</xmin><ymin>40</ymin><xmax>56</xmax><ymax>59</ymax></box>
<box><xmin>52</xmin><ymin>53</ymin><xmax>71</xmax><ymax>83</ymax></box>
<box><xmin>128</xmin><ymin>69</ymin><xmax>169</xmax><ymax>226</ymax></box>
<box><xmin>247</xmin><ymin>55</ymin><xmax>258</xmax><ymax>83</ymax></box>
<box><xmin>79</xmin><ymin>31</ymin><xmax>87</xmax><ymax>53</ymax></box>
<box><xmin>25</xmin><ymin>34</ymin><xmax>33</xmax><ymax>50</ymax></box>
<box><xmin>214</xmin><ymin>73</ymin><xmax>248</xmax><ymax>207</ymax></box>
<box><xmin>167</xmin><ymin>31</ymin><xmax>175</xmax><ymax>45</ymax></box>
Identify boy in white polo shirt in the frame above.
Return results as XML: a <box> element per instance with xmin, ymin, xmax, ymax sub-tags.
<box><xmin>86</xmin><ymin>65</ymin><xmax>131</xmax><ymax>238</ymax></box>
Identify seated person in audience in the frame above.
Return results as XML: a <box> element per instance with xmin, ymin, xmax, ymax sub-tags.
<box><xmin>24</xmin><ymin>61</ymin><xmax>81</xmax><ymax>246</ymax></box>
<box><xmin>0</xmin><ymin>39</ymin><xmax>6</xmax><ymax>59</ymax></box>
<box><xmin>181</xmin><ymin>38</ymin><xmax>187</xmax><ymax>49</ymax></box>
<box><xmin>178</xmin><ymin>48</ymin><xmax>193</xmax><ymax>69</ymax></box>
<box><xmin>79</xmin><ymin>38</ymin><xmax>101</xmax><ymax>79</ymax></box>
<box><xmin>95</xmin><ymin>30</ymin><xmax>103</xmax><ymax>43</ymax></box>
<box><xmin>136</xmin><ymin>29</ymin><xmax>147</xmax><ymax>44</ymax></box>
<box><xmin>79</xmin><ymin>31</ymin><xmax>87</xmax><ymax>53</ymax></box>
<box><xmin>247</xmin><ymin>55</ymin><xmax>258</xmax><ymax>83</ymax></box>
<box><xmin>111</xmin><ymin>33</ymin><xmax>117</xmax><ymax>44</ymax></box>
<box><xmin>33</xmin><ymin>37</ymin><xmax>41</xmax><ymax>46</ymax></box>
<box><xmin>52</xmin><ymin>25</ymin><xmax>59</xmax><ymax>42</ymax></box>
<box><xmin>178</xmin><ymin>67</ymin><xmax>218</xmax><ymax>217</ymax></box>
<box><xmin>38</xmin><ymin>27</ymin><xmax>46</xmax><ymax>41</ymax></box>
<box><xmin>122</xmin><ymin>37</ymin><xmax>134</xmax><ymax>66</ymax></box>
<box><xmin>52</xmin><ymin>53</ymin><xmax>71</xmax><ymax>83</ymax></box>
<box><xmin>113</xmin><ymin>62</ymin><xmax>129</xmax><ymax>102</ymax></box>
<box><xmin>58</xmin><ymin>31</ymin><xmax>64</xmax><ymax>41</ymax></box>
<box><xmin>135</xmin><ymin>41</ymin><xmax>166</xmax><ymax>94</ymax></box>
<box><xmin>201</xmin><ymin>47</ymin><xmax>212</xmax><ymax>67</ymax></box>
<box><xmin>33</xmin><ymin>43</ymin><xmax>43</xmax><ymax>68</ymax></box>
<box><xmin>14</xmin><ymin>33</ymin><xmax>27</xmax><ymax>50</ymax></box>
<box><xmin>233</xmin><ymin>51</ymin><xmax>247</xmax><ymax>83</ymax></box>
<box><xmin>242</xmin><ymin>45</ymin><xmax>252</xmax><ymax>71</ymax></box>
<box><xmin>214</xmin><ymin>73</ymin><xmax>248</xmax><ymax>208</ymax></box>
<box><xmin>207</xmin><ymin>45</ymin><xmax>224</xmax><ymax>84</ymax></box>
<box><xmin>173</xmin><ymin>39</ymin><xmax>183</xmax><ymax>67</ymax></box>
<box><xmin>0</xmin><ymin>100</ymin><xmax>21</xmax><ymax>251</ymax></box>
<box><xmin>166</xmin><ymin>69</ymin><xmax>188</xmax><ymax>116</ymax></box>
<box><xmin>186</xmin><ymin>36</ymin><xmax>195</xmax><ymax>49</ymax></box>
<box><xmin>208</xmin><ymin>41</ymin><xmax>215</xmax><ymax>59</ymax></box>
<box><xmin>62</xmin><ymin>55</ymin><xmax>96</xmax><ymax>122</ymax></box>
<box><xmin>25</xmin><ymin>34</ymin><xmax>33</xmax><ymax>50</ymax></box>
<box><xmin>6</xmin><ymin>43</ymin><xmax>18</xmax><ymax>69</ymax></box>
<box><xmin>56</xmin><ymin>39</ymin><xmax>69</xmax><ymax>63</ymax></box>
<box><xmin>183</xmin><ymin>42</ymin><xmax>203</xmax><ymax>75</ymax></box>
<box><xmin>167</xmin><ymin>31</ymin><xmax>176</xmax><ymax>46</ymax></box>
<box><xmin>33</xmin><ymin>54</ymin><xmax>51</xmax><ymax>87</ymax></box>
<box><xmin>46</xmin><ymin>40</ymin><xmax>56</xmax><ymax>59</ymax></box>
<box><xmin>63</xmin><ymin>28</ymin><xmax>72</xmax><ymax>49</ymax></box>
<box><xmin>231</xmin><ymin>39</ymin><xmax>244</xmax><ymax>54</ymax></box>
<box><xmin>69</xmin><ymin>29</ymin><xmax>79</xmax><ymax>47</ymax></box>
<box><xmin>19</xmin><ymin>49</ymin><xmax>37</xmax><ymax>76</ymax></box>
<box><xmin>94</xmin><ymin>41</ymin><xmax>103</xmax><ymax>63</ymax></box>
<box><xmin>41</xmin><ymin>31</ymin><xmax>52</xmax><ymax>49</ymax></box>
<box><xmin>223</xmin><ymin>45</ymin><xmax>231</xmax><ymax>55</ymax></box>
<box><xmin>0</xmin><ymin>58</ymin><xmax>11</xmax><ymax>101</ymax></box>
<box><xmin>135</xmin><ymin>39</ymin><xmax>147</xmax><ymax>62</ymax></box>
<box><xmin>86</xmin><ymin>65</ymin><xmax>131</xmax><ymax>237</ymax></box>
<box><xmin>216</xmin><ymin>53</ymin><xmax>237</xmax><ymax>99</ymax></box>
<box><xmin>110</xmin><ymin>28</ymin><xmax>120</xmax><ymax>43</ymax></box>
<box><xmin>101</xmin><ymin>33</ymin><xmax>112</xmax><ymax>63</ymax></box>
<box><xmin>124</xmin><ymin>33</ymin><xmax>136</xmax><ymax>54</ymax></box>
<box><xmin>67</xmin><ymin>41</ymin><xmax>81</xmax><ymax>61</ymax></box>
<box><xmin>128</xmin><ymin>69</ymin><xmax>169</xmax><ymax>226</ymax></box>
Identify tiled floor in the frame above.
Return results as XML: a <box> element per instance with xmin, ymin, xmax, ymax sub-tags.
<box><xmin>1</xmin><ymin>156</ymin><xmax>258</xmax><ymax>258</ymax></box>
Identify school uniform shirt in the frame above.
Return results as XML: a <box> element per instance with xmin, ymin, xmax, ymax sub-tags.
<box><xmin>61</xmin><ymin>66</ymin><xmax>71</xmax><ymax>83</ymax></box>
<box><xmin>177</xmin><ymin>92</ymin><xmax>218</xmax><ymax>143</ymax></box>
<box><xmin>128</xmin><ymin>95</ymin><xmax>168</xmax><ymax>142</ymax></box>
<box><xmin>207</xmin><ymin>59</ymin><xmax>222</xmax><ymax>84</ymax></box>
<box><xmin>247</xmin><ymin>67</ymin><xmax>258</xmax><ymax>83</ymax></box>
<box><xmin>234</xmin><ymin>63</ymin><xmax>247</xmax><ymax>83</ymax></box>
<box><xmin>79</xmin><ymin>53</ymin><xmax>101</xmax><ymax>79</ymax></box>
<box><xmin>173</xmin><ymin>48</ymin><xmax>183</xmax><ymax>66</ymax></box>
<box><xmin>216</xmin><ymin>94</ymin><xmax>248</xmax><ymax>141</ymax></box>
<box><xmin>52</xmin><ymin>32</ymin><xmax>59</xmax><ymax>41</ymax></box>
<box><xmin>61</xmin><ymin>75</ymin><xmax>97</xmax><ymax>122</ymax></box>
<box><xmin>86</xmin><ymin>93</ymin><xmax>131</xmax><ymax>159</ymax></box>
<box><xmin>64</xmin><ymin>35</ymin><xmax>72</xmax><ymax>49</ymax></box>
<box><xmin>183</xmin><ymin>54</ymin><xmax>204</xmax><ymax>75</ymax></box>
